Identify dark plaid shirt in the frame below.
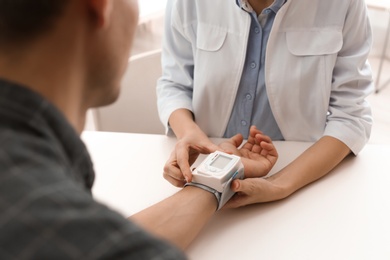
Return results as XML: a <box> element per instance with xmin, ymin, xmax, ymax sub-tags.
<box><xmin>0</xmin><ymin>79</ymin><xmax>186</xmax><ymax>259</ymax></box>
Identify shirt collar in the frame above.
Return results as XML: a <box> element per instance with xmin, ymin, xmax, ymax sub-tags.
<box><xmin>236</xmin><ymin>0</ymin><xmax>254</xmax><ymax>12</ymax></box>
<box><xmin>270</xmin><ymin>0</ymin><xmax>286</xmax><ymax>13</ymax></box>
<box><xmin>236</xmin><ymin>0</ymin><xmax>286</xmax><ymax>14</ymax></box>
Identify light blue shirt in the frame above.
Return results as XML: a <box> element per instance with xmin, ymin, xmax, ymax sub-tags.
<box><xmin>224</xmin><ymin>0</ymin><xmax>285</xmax><ymax>140</ymax></box>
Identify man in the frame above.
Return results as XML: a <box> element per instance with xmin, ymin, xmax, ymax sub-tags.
<box><xmin>0</xmin><ymin>0</ymin><xmax>277</xmax><ymax>258</ymax></box>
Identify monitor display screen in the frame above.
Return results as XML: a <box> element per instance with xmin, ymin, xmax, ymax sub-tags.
<box><xmin>210</xmin><ymin>155</ymin><xmax>232</xmax><ymax>169</ymax></box>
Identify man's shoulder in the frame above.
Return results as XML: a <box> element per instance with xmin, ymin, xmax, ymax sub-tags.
<box><xmin>0</xmin><ymin>127</ymin><xmax>73</xmax><ymax>205</ymax></box>
<box><xmin>0</xmin><ymin>127</ymin><xmax>65</xmax><ymax>170</ymax></box>
<box><xmin>0</xmin><ymin>129</ymin><xmax>186</xmax><ymax>260</ymax></box>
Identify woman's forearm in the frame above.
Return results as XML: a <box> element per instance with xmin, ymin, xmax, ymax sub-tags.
<box><xmin>272</xmin><ymin>136</ymin><xmax>351</xmax><ymax>197</ymax></box>
<box><xmin>168</xmin><ymin>109</ymin><xmax>200</xmax><ymax>139</ymax></box>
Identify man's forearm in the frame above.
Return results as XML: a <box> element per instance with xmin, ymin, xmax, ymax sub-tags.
<box><xmin>130</xmin><ymin>186</ymin><xmax>217</xmax><ymax>250</ymax></box>
<box><xmin>272</xmin><ymin>136</ymin><xmax>351</xmax><ymax>198</ymax></box>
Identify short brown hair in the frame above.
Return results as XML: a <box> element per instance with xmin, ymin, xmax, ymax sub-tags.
<box><xmin>0</xmin><ymin>0</ymin><xmax>68</xmax><ymax>46</ymax></box>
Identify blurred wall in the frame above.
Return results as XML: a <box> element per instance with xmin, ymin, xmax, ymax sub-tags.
<box><xmin>368</xmin><ymin>7</ymin><xmax>390</xmax><ymax>58</ymax></box>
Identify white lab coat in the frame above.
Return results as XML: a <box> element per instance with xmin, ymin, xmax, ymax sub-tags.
<box><xmin>157</xmin><ymin>0</ymin><xmax>373</xmax><ymax>154</ymax></box>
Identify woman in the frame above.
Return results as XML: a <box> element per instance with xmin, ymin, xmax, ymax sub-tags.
<box><xmin>157</xmin><ymin>0</ymin><xmax>373</xmax><ymax>208</ymax></box>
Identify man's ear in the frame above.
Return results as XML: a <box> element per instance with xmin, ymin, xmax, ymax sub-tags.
<box><xmin>88</xmin><ymin>0</ymin><xmax>113</xmax><ymax>28</ymax></box>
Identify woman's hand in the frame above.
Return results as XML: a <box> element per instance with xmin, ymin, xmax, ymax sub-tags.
<box><xmin>217</xmin><ymin>126</ymin><xmax>282</xmax><ymax>208</ymax></box>
<box><xmin>224</xmin><ymin>136</ymin><xmax>351</xmax><ymax>209</ymax></box>
<box><xmin>163</xmin><ymin>128</ymin><xmax>222</xmax><ymax>187</ymax></box>
<box><xmin>223</xmin><ymin>175</ymin><xmax>287</xmax><ymax>209</ymax></box>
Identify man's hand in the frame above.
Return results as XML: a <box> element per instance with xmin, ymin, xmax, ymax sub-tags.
<box><xmin>217</xmin><ymin>126</ymin><xmax>281</xmax><ymax>208</ymax></box>
<box><xmin>218</xmin><ymin>126</ymin><xmax>278</xmax><ymax>178</ymax></box>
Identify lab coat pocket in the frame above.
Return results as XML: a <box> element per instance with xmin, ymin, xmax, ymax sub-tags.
<box><xmin>194</xmin><ymin>23</ymin><xmax>230</xmax><ymax>92</ymax></box>
<box><xmin>283</xmin><ymin>29</ymin><xmax>343</xmax><ymax>124</ymax></box>
<box><xmin>285</xmin><ymin>29</ymin><xmax>342</xmax><ymax>94</ymax></box>
<box><xmin>196</xmin><ymin>23</ymin><xmax>228</xmax><ymax>52</ymax></box>
<box><xmin>286</xmin><ymin>30</ymin><xmax>342</xmax><ymax>56</ymax></box>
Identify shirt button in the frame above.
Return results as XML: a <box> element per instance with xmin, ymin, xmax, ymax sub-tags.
<box><xmin>264</xmin><ymin>9</ymin><xmax>271</xmax><ymax>14</ymax></box>
<box><xmin>246</xmin><ymin>94</ymin><xmax>252</xmax><ymax>100</ymax></box>
<box><xmin>241</xmin><ymin>120</ymin><xmax>247</xmax><ymax>126</ymax></box>
<box><xmin>254</xmin><ymin>27</ymin><xmax>260</xmax><ymax>34</ymax></box>
<box><xmin>250</xmin><ymin>62</ymin><xmax>256</xmax><ymax>69</ymax></box>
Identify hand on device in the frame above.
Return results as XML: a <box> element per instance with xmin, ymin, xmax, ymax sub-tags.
<box><xmin>223</xmin><ymin>174</ymin><xmax>286</xmax><ymax>209</ymax></box>
<box><xmin>163</xmin><ymin>128</ymin><xmax>223</xmax><ymax>187</ymax></box>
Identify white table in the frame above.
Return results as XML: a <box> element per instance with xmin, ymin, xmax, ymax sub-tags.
<box><xmin>82</xmin><ymin>131</ymin><xmax>390</xmax><ymax>260</ymax></box>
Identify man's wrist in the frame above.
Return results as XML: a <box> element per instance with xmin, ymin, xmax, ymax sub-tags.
<box><xmin>184</xmin><ymin>182</ymin><xmax>220</xmax><ymax>210</ymax></box>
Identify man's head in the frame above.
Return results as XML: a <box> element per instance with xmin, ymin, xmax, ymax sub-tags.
<box><xmin>0</xmin><ymin>0</ymin><xmax>68</xmax><ymax>48</ymax></box>
<box><xmin>0</xmin><ymin>0</ymin><xmax>139</xmax><ymax>129</ymax></box>
<box><xmin>85</xmin><ymin>0</ymin><xmax>140</xmax><ymax>108</ymax></box>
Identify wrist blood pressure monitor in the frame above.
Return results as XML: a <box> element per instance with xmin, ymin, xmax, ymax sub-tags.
<box><xmin>185</xmin><ymin>151</ymin><xmax>244</xmax><ymax>210</ymax></box>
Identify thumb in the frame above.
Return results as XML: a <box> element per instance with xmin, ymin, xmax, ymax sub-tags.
<box><xmin>219</xmin><ymin>134</ymin><xmax>244</xmax><ymax>154</ymax></box>
<box><xmin>231</xmin><ymin>178</ymin><xmax>255</xmax><ymax>196</ymax></box>
<box><xmin>231</xmin><ymin>179</ymin><xmax>243</xmax><ymax>192</ymax></box>
<box><xmin>226</xmin><ymin>133</ymin><xmax>244</xmax><ymax>148</ymax></box>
